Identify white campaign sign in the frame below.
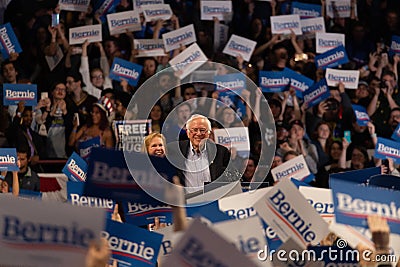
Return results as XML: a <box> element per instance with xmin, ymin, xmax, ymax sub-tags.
<box><xmin>270</xmin><ymin>14</ymin><xmax>302</xmax><ymax>35</ymax></box>
<box><xmin>200</xmin><ymin>0</ymin><xmax>232</xmax><ymax>21</ymax></box>
<box><xmin>300</xmin><ymin>17</ymin><xmax>325</xmax><ymax>37</ymax></box>
<box><xmin>69</xmin><ymin>24</ymin><xmax>102</xmax><ymax>45</ymax></box>
<box><xmin>316</xmin><ymin>32</ymin><xmax>345</xmax><ymax>53</ymax></box>
<box><xmin>271</xmin><ymin>155</ymin><xmax>311</xmax><ymax>182</ymax></box>
<box><xmin>107</xmin><ymin>10</ymin><xmax>141</xmax><ymax>35</ymax></box>
<box><xmin>214</xmin><ymin>216</ymin><xmax>268</xmax><ymax>267</ymax></box>
<box><xmin>156</xmin><ymin>225</ymin><xmax>184</xmax><ymax>265</ymax></box>
<box><xmin>299</xmin><ymin>186</ymin><xmax>334</xmax><ymax>222</ymax></box>
<box><xmin>169</xmin><ymin>43</ymin><xmax>207</xmax><ymax>79</ymax></box>
<box><xmin>326</xmin><ymin>0</ymin><xmax>356</xmax><ymax>18</ymax></box>
<box><xmin>223</xmin><ymin>34</ymin><xmax>257</xmax><ymax>62</ymax></box>
<box><xmin>0</xmin><ymin>195</ymin><xmax>104</xmax><ymax>267</ymax></box>
<box><xmin>59</xmin><ymin>0</ymin><xmax>90</xmax><ymax>12</ymax></box>
<box><xmin>163</xmin><ymin>219</ymin><xmax>259</xmax><ymax>267</ymax></box>
<box><xmin>162</xmin><ymin>24</ymin><xmax>197</xmax><ymax>52</ymax></box>
<box><xmin>325</xmin><ymin>68</ymin><xmax>359</xmax><ymax>89</ymax></box>
<box><xmin>134</xmin><ymin>39</ymin><xmax>166</xmax><ymax>57</ymax></box>
<box><xmin>214</xmin><ymin>127</ymin><xmax>250</xmax><ymax>154</ymax></box>
<box><xmin>134</xmin><ymin>0</ymin><xmax>164</xmax><ymax>10</ymax></box>
<box><xmin>253</xmin><ymin>179</ymin><xmax>330</xmax><ymax>248</ymax></box>
<box><xmin>142</xmin><ymin>4</ymin><xmax>172</xmax><ymax>22</ymax></box>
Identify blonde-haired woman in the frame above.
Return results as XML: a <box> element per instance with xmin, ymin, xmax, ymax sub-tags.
<box><xmin>144</xmin><ymin>133</ymin><xmax>167</xmax><ymax>157</ymax></box>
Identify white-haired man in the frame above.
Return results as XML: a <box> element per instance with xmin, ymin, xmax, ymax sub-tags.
<box><xmin>169</xmin><ymin>114</ymin><xmax>231</xmax><ymax>193</ymax></box>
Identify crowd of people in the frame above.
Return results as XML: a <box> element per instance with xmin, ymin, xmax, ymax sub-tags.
<box><xmin>0</xmin><ymin>0</ymin><xmax>399</xmax><ymax>266</ymax></box>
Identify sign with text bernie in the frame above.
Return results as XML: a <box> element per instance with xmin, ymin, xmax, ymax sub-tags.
<box><xmin>259</xmin><ymin>69</ymin><xmax>290</xmax><ymax>93</ymax></box>
<box><xmin>223</xmin><ymin>34</ymin><xmax>257</xmax><ymax>62</ymax></box>
<box><xmin>134</xmin><ymin>39</ymin><xmax>165</xmax><ymax>57</ymax></box>
<box><xmin>291</xmin><ymin>2</ymin><xmax>322</xmax><ymax>19</ymax></box>
<box><xmin>62</xmin><ymin>152</ymin><xmax>87</xmax><ymax>182</ymax></box>
<box><xmin>169</xmin><ymin>43</ymin><xmax>207</xmax><ymax>79</ymax></box>
<box><xmin>109</xmin><ymin>57</ymin><xmax>143</xmax><ymax>86</ymax></box>
<box><xmin>316</xmin><ymin>32</ymin><xmax>345</xmax><ymax>53</ymax></box>
<box><xmin>331</xmin><ymin>178</ymin><xmax>400</xmax><ymax>234</ymax></box>
<box><xmin>142</xmin><ymin>4</ymin><xmax>172</xmax><ymax>22</ymax></box>
<box><xmin>200</xmin><ymin>0</ymin><xmax>232</xmax><ymax>21</ymax></box>
<box><xmin>69</xmin><ymin>24</ymin><xmax>102</xmax><ymax>45</ymax></box>
<box><xmin>325</xmin><ymin>68</ymin><xmax>359</xmax><ymax>89</ymax></box>
<box><xmin>270</xmin><ymin>14</ymin><xmax>302</xmax><ymax>35</ymax></box>
<box><xmin>390</xmin><ymin>35</ymin><xmax>400</xmax><ymax>56</ymax></box>
<box><xmin>3</xmin><ymin>83</ymin><xmax>37</xmax><ymax>106</ymax></box>
<box><xmin>374</xmin><ymin>137</ymin><xmax>400</xmax><ymax>164</ymax></box>
<box><xmin>162</xmin><ymin>24</ymin><xmax>196</xmax><ymax>52</ymax></box>
<box><xmin>0</xmin><ymin>23</ymin><xmax>22</xmax><ymax>59</ymax></box>
<box><xmin>352</xmin><ymin>104</ymin><xmax>370</xmax><ymax>126</ymax></box>
<box><xmin>0</xmin><ymin>148</ymin><xmax>18</xmax><ymax>172</ymax></box>
<box><xmin>107</xmin><ymin>10</ymin><xmax>141</xmax><ymax>35</ymax></box>
<box><xmin>271</xmin><ymin>154</ymin><xmax>314</xmax><ymax>183</ymax></box>
<box><xmin>302</xmin><ymin>78</ymin><xmax>330</xmax><ymax>108</ymax></box>
<box><xmin>326</xmin><ymin>0</ymin><xmax>355</xmax><ymax>18</ymax></box>
<box><xmin>59</xmin><ymin>0</ymin><xmax>90</xmax><ymax>12</ymax></box>
<box><xmin>300</xmin><ymin>17</ymin><xmax>326</xmax><ymax>38</ymax></box>
<box><xmin>0</xmin><ymin>195</ymin><xmax>105</xmax><ymax>267</ymax></box>
<box><xmin>315</xmin><ymin>45</ymin><xmax>349</xmax><ymax>69</ymax></box>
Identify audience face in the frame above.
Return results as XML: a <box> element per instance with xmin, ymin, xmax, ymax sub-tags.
<box><xmin>105</xmin><ymin>40</ymin><xmax>118</xmax><ymax>56</ymax></box>
<box><xmin>351</xmin><ymin>148</ymin><xmax>366</xmax><ymax>170</ymax></box>
<box><xmin>243</xmin><ymin>159</ymin><xmax>256</xmax><ymax>180</ymax></box>
<box><xmin>317</xmin><ymin>124</ymin><xmax>330</xmax><ymax>140</ymax></box>
<box><xmin>177</xmin><ymin>104</ymin><xmax>191</xmax><ymax>125</ymax></box>
<box><xmin>66</xmin><ymin>77</ymin><xmax>80</xmax><ymax>93</ymax></box>
<box><xmin>147</xmin><ymin>137</ymin><xmax>165</xmax><ymax>157</ymax></box>
<box><xmin>186</xmin><ymin>118</ymin><xmax>210</xmax><ymax>150</ymax></box>
<box><xmin>2</xmin><ymin>63</ymin><xmax>17</xmax><ymax>83</ymax></box>
<box><xmin>143</xmin><ymin>59</ymin><xmax>156</xmax><ymax>78</ymax></box>
<box><xmin>21</xmin><ymin>110</ymin><xmax>33</xmax><ymax>128</ymax></box>
<box><xmin>330</xmin><ymin>142</ymin><xmax>342</xmax><ymax>161</ymax></box>
<box><xmin>91</xmin><ymin>106</ymin><xmax>102</xmax><ymax>125</ymax></box>
<box><xmin>91</xmin><ymin>70</ymin><xmax>105</xmax><ymax>88</ymax></box>
<box><xmin>382</xmin><ymin>74</ymin><xmax>396</xmax><ymax>89</ymax></box>
<box><xmin>183</xmin><ymin>87</ymin><xmax>197</xmax><ymax>100</ymax></box>
<box><xmin>115</xmin><ymin>100</ymin><xmax>125</xmax><ymax>116</ymax></box>
<box><xmin>17</xmin><ymin>152</ymin><xmax>29</xmax><ymax>173</ymax></box>
<box><xmin>0</xmin><ymin>180</ymin><xmax>9</xmax><ymax>193</ymax></box>
<box><xmin>222</xmin><ymin>108</ymin><xmax>235</xmax><ymax>125</ymax></box>
<box><xmin>389</xmin><ymin>109</ymin><xmax>400</xmax><ymax>129</ymax></box>
<box><xmin>150</xmin><ymin>105</ymin><xmax>162</xmax><ymax>121</ymax></box>
<box><xmin>330</xmin><ymin>90</ymin><xmax>341</xmax><ymax>103</ymax></box>
<box><xmin>272</xmin><ymin>155</ymin><xmax>283</xmax><ymax>169</ymax></box>
<box><xmin>355</xmin><ymin>84</ymin><xmax>369</xmax><ymax>99</ymax></box>
<box><xmin>290</xmin><ymin>124</ymin><xmax>304</xmax><ymax>141</ymax></box>
<box><xmin>53</xmin><ymin>83</ymin><xmax>67</xmax><ymax>100</ymax></box>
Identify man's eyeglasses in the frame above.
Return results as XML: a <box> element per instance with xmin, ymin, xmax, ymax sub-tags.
<box><xmin>91</xmin><ymin>74</ymin><xmax>104</xmax><ymax>79</ymax></box>
<box><xmin>189</xmin><ymin>128</ymin><xmax>209</xmax><ymax>134</ymax></box>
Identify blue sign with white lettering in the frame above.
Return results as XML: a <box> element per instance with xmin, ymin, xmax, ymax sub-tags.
<box><xmin>109</xmin><ymin>57</ymin><xmax>142</xmax><ymax>86</ymax></box>
<box><xmin>285</xmin><ymin>68</ymin><xmax>314</xmax><ymax>98</ymax></box>
<box><xmin>302</xmin><ymin>78</ymin><xmax>330</xmax><ymax>107</ymax></box>
<box><xmin>0</xmin><ymin>148</ymin><xmax>18</xmax><ymax>171</ymax></box>
<box><xmin>259</xmin><ymin>70</ymin><xmax>291</xmax><ymax>93</ymax></box>
<box><xmin>374</xmin><ymin>137</ymin><xmax>400</xmax><ymax>164</ymax></box>
<box><xmin>331</xmin><ymin>178</ymin><xmax>400</xmax><ymax>234</ymax></box>
<box><xmin>0</xmin><ymin>23</ymin><xmax>22</xmax><ymax>59</ymax></box>
<box><xmin>84</xmin><ymin>147</ymin><xmax>174</xmax><ymax>204</ymax></box>
<box><xmin>291</xmin><ymin>2</ymin><xmax>321</xmax><ymax>19</ymax></box>
<box><xmin>391</xmin><ymin>123</ymin><xmax>400</xmax><ymax>142</ymax></box>
<box><xmin>93</xmin><ymin>0</ymin><xmax>121</xmax><ymax>22</ymax></box>
<box><xmin>315</xmin><ymin>45</ymin><xmax>349</xmax><ymax>69</ymax></box>
<box><xmin>389</xmin><ymin>35</ymin><xmax>400</xmax><ymax>57</ymax></box>
<box><xmin>215</xmin><ymin>73</ymin><xmax>246</xmax><ymax>108</ymax></box>
<box><xmin>369</xmin><ymin>174</ymin><xmax>400</xmax><ymax>190</ymax></box>
<box><xmin>104</xmin><ymin>219</ymin><xmax>163</xmax><ymax>267</ymax></box>
<box><xmin>290</xmin><ymin>177</ymin><xmax>311</xmax><ymax>188</ymax></box>
<box><xmin>68</xmin><ymin>181</ymin><xmax>114</xmax><ymax>218</ymax></box>
<box><xmin>18</xmin><ymin>189</ymin><xmax>42</xmax><ymax>200</ymax></box>
<box><xmin>78</xmin><ymin>136</ymin><xmax>100</xmax><ymax>163</ymax></box>
<box><xmin>352</xmin><ymin>104</ymin><xmax>370</xmax><ymax>126</ymax></box>
<box><xmin>123</xmin><ymin>201</ymin><xmax>173</xmax><ymax>226</ymax></box>
<box><xmin>187</xmin><ymin>201</ymin><xmax>233</xmax><ymax>223</ymax></box>
<box><xmin>62</xmin><ymin>152</ymin><xmax>88</xmax><ymax>182</ymax></box>
<box><xmin>329</xmin><ymin>166</ymin><xmax>380</xmax><ymax>185</ymax></box>
<box><xmin>3</xmin><ymin>84</ymin><xmax>37</xmax><ymax>106</ymax></box>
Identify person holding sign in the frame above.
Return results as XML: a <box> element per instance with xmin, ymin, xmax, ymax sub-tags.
<box><xmin>0</xmin><ymin>162</ymin><xmax>20</xmax><ymax>196</ymax></box>
<box><xmin>169</xmin><ymin>114</ymin><xmax>230</xmax><ymax>192</ymax></box>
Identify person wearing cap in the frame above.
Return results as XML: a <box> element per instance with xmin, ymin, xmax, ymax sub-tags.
<box><xmin>275</xmin><ymin>120</ymin><xmax>290</xmax><ymax>146</ymax></box>
<box><xmin>277</xmin><ymin>120</ymin><xmax>319</xmax><ymax>174</ymax></box>
<box><xmin>66</xmin><ymin>72</ymin><xmax>97</xmax><ymax>126</ymax></box>
<box><xmin>351</xmin><ymin>80</ymin><xmax>374</xmax><ymax>108</ymax></box>
<box><xmin>68</xmin><ymin>97</ymin><xmax>114</xmax><ymax>151</ymax></box>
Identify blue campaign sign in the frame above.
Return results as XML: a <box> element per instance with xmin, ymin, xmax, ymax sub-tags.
<box><xmin>103</xmin><ymin>219</ymin><xmax>163</xmax><ymax>267</ymax></box>
<box><xmin>368</xmin><ymin>174</ymin><xmax>400</xmax><ymax>191</ymax></box>
<box><xmin>84</xmin><ymin>147</ymin><xmax>171</xmax><ymax>204</ymax></box>
<box><xmin>109</xmin><ymin>57</ymin><xmax>142</xmax><ymax>86</ymax></box>
<box><xmin>0</xmin><ymin>148</ymin><xmax>18</xmax><ymax>171</ymax></box>
<box><xmin>259</xmin><ymin>70</ymin><xmax>290</xmax><ymax>93</ymax></box>
<box><xmin>329</xmin><ymin>166</ymin><xmax>380</xmax><ymax>185</ymax></box>
<box><xmin>290</xmin><ymin>177</ymin><xmax>311</xmax><ymax>188</ymax></box>
<box><xmin>0</xmin><ymin>23</ymin><xmax>22</xmax><ymax>59</ymax></box>
<box><xmin>374</xmin><ymin>137</ymin><xmax>400</xmax><ymax>164</ymax></box>
<box><xmin>18</xmin><ymin>189</ymin><xmax>42</xmax><ymax>200</ymax></box>
<box><xmin>123</xmin><ymin>201</ymin><xmax>173</xmax><ymax>226</ymax></box>
<box><xmin>3</xmin><ymin>84</ymin><xmax>37</xmax><ymax>106</ymax></box>
<box><xmin>62</xmin><ymin>152</ymin><xmax>88</xmax><ymax>182</ymax></box>
<box><xmin>285</xmin><ymin>68</ymin><xmax>314</xmax><ymax>98</ymax></box>
<box><xmin>302</xmin><ymin>78</ymin><xmax>330</xmax><ymax>108</ymax></box>
<box><xmin>68</xmin><ymin>181</ymin><xmax>114</xmax><ymax>219</ymax></box>
<box><xmin>331</xmin><ymin>178</ymin><xmax>400</xmax><ymax>234</ymax></box>
<box><xmin>291</xmin><ymin>2</ymin><xmax>321</xmax><ymax>19</ymax></box>
<box><xmin>187</xmin><ymin>201</ymin><xmax>233</xmax><ymax>223</ymax></box>
<box><xmin>389</xmin><ymin>35</ymin><xmax>400</xmax><ymax>57</ymax></box>
<box><xmin>78</xmin><ymin>136</ymin><xmax>101</xmax><ymax>162</ymax></box>
<box><xmin>391</xmin><ymin>124</ymin><xmax>400</xmax><ymax>142</ymax></box>
<box><xmin>93</xmin><ymin>0</ymin><xmax>122</xmax><ymax>22</ymax></box>
<box><xmin>352</xmin><ymin>104</ymin><xmax>370</xmax><ymax>126</ymax></box>
<box><xmin>315</xmin><ymin>45</ymin><xmax>349</xmax><ymax>69</ymax></box>
<box><xmin>215</xmin><ymin>73</ymin><xmax>246</xmax><ymax>108</ymax></box>
<box><xmin>261</xmin><ymin>220</ymin><xmax>283</xmax><ymax>252</ymax></box>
